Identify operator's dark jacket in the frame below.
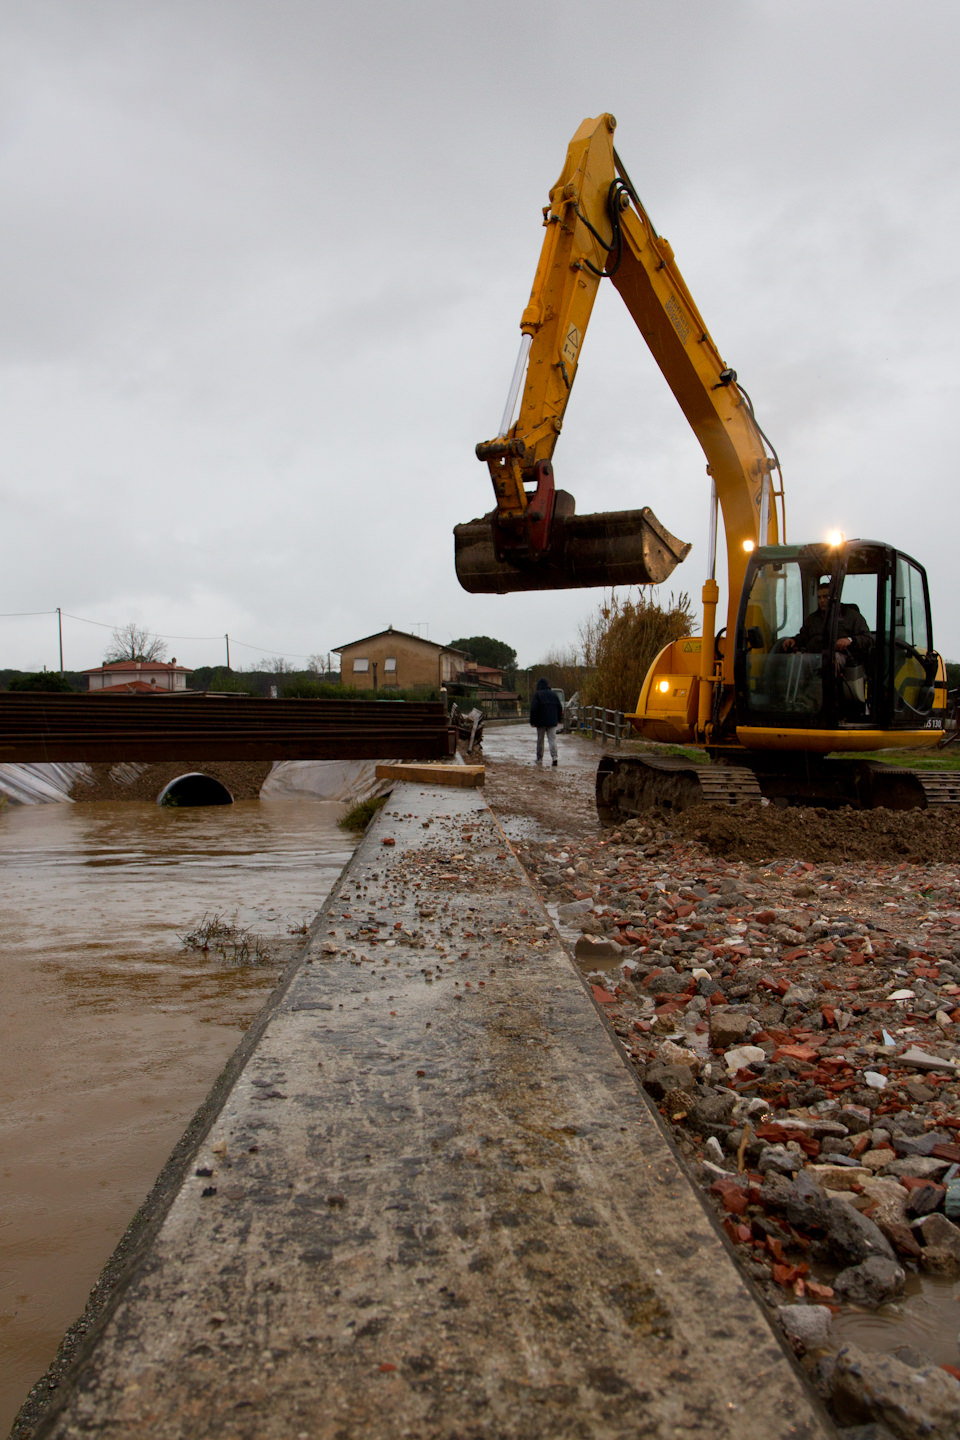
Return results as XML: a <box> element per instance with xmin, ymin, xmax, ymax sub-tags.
<box><xmin>529</xmin><ymin>679</ymin><xmax>563</xmax><ymax>728</ymax></box>
<box><xmin>795</xmin><ymin>603</ymin><xmax>872</xmax><ymax>662</ymax></box>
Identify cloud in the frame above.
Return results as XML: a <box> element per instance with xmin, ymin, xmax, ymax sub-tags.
<box><xmin>0</xmin><ymin>0</ymin><xmax>958</xmax><ymax>678</ymax></box>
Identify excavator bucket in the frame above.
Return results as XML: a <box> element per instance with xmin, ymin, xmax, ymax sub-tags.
<box><xmin>454</xmin><ymin>506</ymin><xmax>691</xmax><ymax>594</ymax></box>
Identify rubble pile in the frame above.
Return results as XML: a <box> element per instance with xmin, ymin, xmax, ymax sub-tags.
<box><xmin>510</xmin><ymin>809</ymin><xmax>960</xmax><ymax>1421</ymax></box>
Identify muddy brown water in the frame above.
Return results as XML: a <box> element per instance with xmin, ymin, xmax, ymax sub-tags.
<box><xmin>0</xmin><ymin>795</ymin><xmax>356</xmax><ymax>1434</ymax></box>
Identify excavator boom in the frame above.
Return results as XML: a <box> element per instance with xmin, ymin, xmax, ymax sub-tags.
<box><xmin>455</xmin><ymin>112</ymin><xmax>778</xmax><ymax>613</ymax></box>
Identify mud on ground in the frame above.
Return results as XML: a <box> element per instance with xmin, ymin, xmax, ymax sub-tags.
<box><xmin>674</xmin><ymin>800</ymin><xmax>960</xmax><ymax>867</ymax></box>
<box><xmin>482</xmin><ymin>736</ymin><xmax>960</xmax><ymax>865</ymax></box>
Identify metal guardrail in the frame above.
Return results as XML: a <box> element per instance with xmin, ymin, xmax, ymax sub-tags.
<box><xmin>573</xmin><ymin>705</ymin><xmax>629</xmax><ymax>746</ymax></box>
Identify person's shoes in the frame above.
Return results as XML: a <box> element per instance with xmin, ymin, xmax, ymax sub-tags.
<box><xmin>535</xmin><ymin>758</ymin><xmax>542</xmax><ymax>765</ymax></box>
<box><xmin>552</xmin><ymin>758</ymin><xmax>558</xmax><ymax>766</ymax></box>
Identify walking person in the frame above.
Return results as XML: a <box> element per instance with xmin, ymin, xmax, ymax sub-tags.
<box><xmin>529</xmin><ymin>678</ymin><xmax>562</xmax><ymax>766</ymax></box>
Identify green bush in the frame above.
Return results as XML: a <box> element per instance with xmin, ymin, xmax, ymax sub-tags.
<box><xmin>282</xmin><ymin>679</ymin><xmax>365</xmax><ymax>699</ymax></box>
<box><xmin>339</xmin><ymin>794</ymin><xmax>387</xmax><ymax>832</ymax></box>
<box><xmin>280</xmin><ymin>680</ymin><xmax>441</xmax><ymax>702</ymax></box>
<box><xmin>8</xmin><ymin>671</ymin><xmax>75</xmax><ymax>692</ymax></box>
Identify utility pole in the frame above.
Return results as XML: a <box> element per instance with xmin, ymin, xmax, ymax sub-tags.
<box><xmin>225</xmin><ymin>634</ymin><xmax>231</xmax><ymax>669</ymax></box>
<box><xmin>57</xmin><ymin>607</ymin><xmax>63</xmax><ymax>672</ymax></box>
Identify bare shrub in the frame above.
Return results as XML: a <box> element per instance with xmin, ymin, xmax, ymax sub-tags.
<box><xmin>580</xmin><ymin>591</ymin><xmax>694</xmax><ymax>713</ymax></box>
<box><xmin>179</xmin><ymin>912</ymin><xmax>273</xmax><ymax>966</ymax></box>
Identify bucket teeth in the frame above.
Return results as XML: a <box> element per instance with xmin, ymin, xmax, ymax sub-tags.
<box><xmin>454</xmin><ymin>507</ymin><xmax>691</xmax><ymax>594</ymax></box>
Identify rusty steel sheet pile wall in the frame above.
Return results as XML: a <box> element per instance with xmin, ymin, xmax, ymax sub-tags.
<box><xmin>0</xmin><ymin>695</ymin><xmax>455</xmax><ymax>764</ymax></box>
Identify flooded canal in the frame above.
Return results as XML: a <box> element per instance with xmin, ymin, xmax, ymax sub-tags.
<box><xmin>0</xmin><ymin>793</ymin><xmax>356</xmax><ymax>1433</ymax></box>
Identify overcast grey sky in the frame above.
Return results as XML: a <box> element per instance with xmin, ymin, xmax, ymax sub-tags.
<box><xmin>2</xmin><ymin>0</ymin><xmax>958</xmax><ymax>674</ymax></box>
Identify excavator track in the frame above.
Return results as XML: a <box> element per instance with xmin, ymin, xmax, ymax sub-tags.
<box><xmin>915</xmin><ymin>772</ymin><xmax>960</xmax><ymax>805</ymax></box>
<box><xmin>595</xmin><ymin>753</ymin><xmax>960</xmax><ymax>824</ymax></box>
<box><xmin>694</xmin><ymin>766</ymin><xmax>766</xmax><ymax>805</ymax></box>
<box><xmin>595</xmin><ymin>755</ymin><xmax>762</xmax><ymax>824</ymax></box>
<box><xmin>863</xmin><ymin>766</ymin><xmax>960</xmax><ymax>810</ymax></box>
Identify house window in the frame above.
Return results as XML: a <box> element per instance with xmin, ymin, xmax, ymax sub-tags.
<box><xmin>384</xmin><ymin>658</ymin><xmax>396</xmax><ymax>672</ymax></box>
<box><xmin>353</xmin><ymin>658</ymin><xmax>369</xmax><ymax>673</ymax></box>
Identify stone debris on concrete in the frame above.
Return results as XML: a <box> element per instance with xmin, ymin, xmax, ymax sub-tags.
<box><xmin>508</xmin><ymin>804</ymin><xmax>960</xmax><ymax>1433</ymax></box>
<box><xmin>23</xmin><ymin>783</ymin><xmax>838</xmax><ymax>1440</ymax></box>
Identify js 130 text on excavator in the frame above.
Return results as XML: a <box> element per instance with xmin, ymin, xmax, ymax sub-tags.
<box><xmin>454</xmin><ymin>113</ymin><xmax>952</xmax><ymax>820</ymax></box>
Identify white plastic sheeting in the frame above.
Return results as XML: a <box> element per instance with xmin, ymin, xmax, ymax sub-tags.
<box><xmin>0</xmin><ymin>763</ymin><xmax>92</xmax><ymax>806</ymax></box>
<box><xmin>260</xmin><ymin>760</ymin><xmax>396</xmax><ymax>805</ymax></box>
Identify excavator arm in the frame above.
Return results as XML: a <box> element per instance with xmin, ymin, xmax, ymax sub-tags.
<box><xmin>454</xmin><ymin>113</ymin><xmax>781</xmax><ymax>620</ymax></box>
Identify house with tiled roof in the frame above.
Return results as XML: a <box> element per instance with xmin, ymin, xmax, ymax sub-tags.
<box><xmin>332</xmin><ymin>627</ymin><xmax>464</xmax><ymax>691</ymax></box>
<box><xmin>82</xmin><ymin>658</ymin><xmax>192</xmax><ymax>695</ymax></box>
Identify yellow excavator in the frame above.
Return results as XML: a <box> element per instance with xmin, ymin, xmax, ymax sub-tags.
<box><xmin>455</xmin><ymin>113</ymin><xmax>952</xmax><ymax>816</ymax></box>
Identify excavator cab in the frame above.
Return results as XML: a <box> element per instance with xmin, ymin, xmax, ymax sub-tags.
<box><xmin>734</xmin><ymin>541</ymin><xmax>944</xmax><ymax>741</ymax></box>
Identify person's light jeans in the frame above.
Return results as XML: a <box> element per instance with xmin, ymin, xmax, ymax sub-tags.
<box><xmin>536</xmin><ymin>726</ymin><xmax>558</xmax><ymax>762</ymax></box>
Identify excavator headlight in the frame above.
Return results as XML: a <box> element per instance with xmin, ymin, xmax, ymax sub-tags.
<box><xmin>742</xmin><ymin>539</ymin><xmax>755</xmax><ymax>553</ymax></box>
<box><xmin>827</xmin><ymin>530</ymin><xmax>845</xmax><ymax>547</ymax></box>
<box><xmin>657</xmin><ymin>679</ymin><xmax>671</xmax><ymax>694</ymax></box>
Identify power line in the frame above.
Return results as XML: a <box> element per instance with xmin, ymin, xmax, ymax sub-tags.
<box><xmin>229</xmin><ymin>637</ymin><xmax>316</xmax><ymax>660</ymax></box>
<box><xmin>59</xmin><ymin>611</ymin><xmax>224</xmax><ymax>641</ymax></box>
<box><xmin>3</xmin><ymin>608</ymin><xmax>320</xmax><ymax>663</ymax></box>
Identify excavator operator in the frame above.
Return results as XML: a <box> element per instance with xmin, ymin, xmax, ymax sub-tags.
<box><xmin>782</xmin><ymin>583</ymin><xmax>872</xmax><ymax>663</ymax></box>
<box><xmin>782</xmin><ymin>581</ymin><xmax>873</xmax><ymax>716</ymax></box>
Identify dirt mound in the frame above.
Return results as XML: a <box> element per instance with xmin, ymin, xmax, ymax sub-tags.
<box><xmin>671</xmin><ymin>802</ymin><xmax>960</xmax><ymax>865</ymax></box>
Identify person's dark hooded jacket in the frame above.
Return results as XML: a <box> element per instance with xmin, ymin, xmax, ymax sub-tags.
<box><xmin>529</xmin><ymin>678</ymin><xmax>562</xmax><ymax>728</ymax></box>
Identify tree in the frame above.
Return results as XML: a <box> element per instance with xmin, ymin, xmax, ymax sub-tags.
<box><xmin>8</xmin><ymin>671</ymin><xmax>74</xmax><ymax>692</ymax></box>
<box><xmin>191</xmin><ymin>666</ymin><xmax>248</xmax><ymax>694</ymax></box>
<box><xmin>580</xmin><ymin>591</ymin><xmax>694</xmax><ymax>713</ymax></box>
<box><xmin>449</xmin><ymin>635</ymin><xmax>517</xmax><ymax>671</ymax></box>
<box><xmin>532</xmin><ymin>645</ymin><xmax>590</xmax><ymax>700</ymax></box>
<box><xmin>104</xmin><ymin>622</ymin><xmax>167</xmax><ymax>663</ymax></box>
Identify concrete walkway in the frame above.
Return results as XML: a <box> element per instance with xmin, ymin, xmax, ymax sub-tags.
<box><xmin>33</xmin><ymin>781</ymin><xmax>835</xmax><ymax>1439</ymax></box>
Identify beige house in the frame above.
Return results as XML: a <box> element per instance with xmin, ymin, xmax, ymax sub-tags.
<box><xmin>83</xmin><ymin>658</ymin><xmax>191</xmax><ymax>694</ymax></box>
<box><xmin>333</xmin><ymin>627</ymin><xmax>464</xmax><ymax>691</ymax></box>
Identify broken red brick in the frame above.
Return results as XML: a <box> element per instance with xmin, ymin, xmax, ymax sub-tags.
<box><xmin>711</xmin><ymin>1178</ymin><xmax>749</xmax><ymax>1215</ymax></box>
<box><xmin>772</xmin><ymin>1043</ymin><xmax>820</xmax><ymax>1063</ymax></box>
